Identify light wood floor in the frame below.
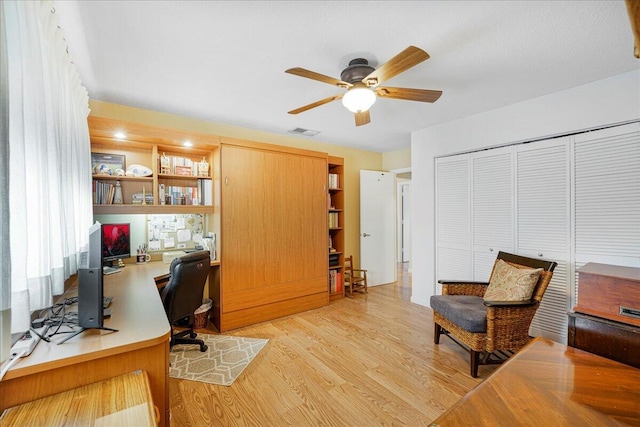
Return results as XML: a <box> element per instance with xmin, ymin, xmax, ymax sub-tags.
<box><xmin>169</xmin><ymin>264</ymin><xmax>498</xmax><ymax>426</ymax></box>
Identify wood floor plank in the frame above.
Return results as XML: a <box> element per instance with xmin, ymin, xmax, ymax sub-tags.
<box><xmin>169</xmin><ymin>264</ymin><xmax>494</xmax><ymax>426</ymax></box>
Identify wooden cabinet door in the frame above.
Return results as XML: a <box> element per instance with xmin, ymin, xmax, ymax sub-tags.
<box><xmin>220</xmin><ymin>145</ymin><xmax>328</xmax><ymax>329</ymax></box>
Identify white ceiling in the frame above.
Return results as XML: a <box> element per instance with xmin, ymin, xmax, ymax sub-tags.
<box><xmin>56</xmin><ymin>1</ymin><xmax>639</xmax><ymax>153</ymax></box>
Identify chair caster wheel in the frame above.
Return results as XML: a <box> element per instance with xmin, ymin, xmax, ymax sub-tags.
<box><xmin>200</xmin><ymin>344</ymin><xmax>208</xmax><ymax>352</ymax></box>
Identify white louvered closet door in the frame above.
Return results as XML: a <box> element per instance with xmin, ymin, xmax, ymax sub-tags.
<box><xmin>574</xmin><ymin>123</ymin><xmax>640</xmax><ymax>301</ymax></box>
<box><xmin>471</xmin><ymin>147</ymin><xmax>514</xmax><ymax>281</ymax></box>
<box><xmin>435</xmin><ymin>154</ymin><xmax>471</xmax><ymax>288</ymax></box>
<box><xmin>515</xmin><ymin>138</ymin><xmax>570</xmax><ymax>343</ymax></box>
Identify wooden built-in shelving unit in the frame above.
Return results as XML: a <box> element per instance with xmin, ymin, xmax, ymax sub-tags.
<box><xmin>328</xmin><ymin>156</ymin><xmax>345</xmax><ymax>301</ymax></box>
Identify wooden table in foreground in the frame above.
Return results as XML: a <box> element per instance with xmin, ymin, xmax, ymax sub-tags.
<box><xmin>1</xmin><ymin>370</ymin><xmax>156</xmax><ymax>426</ymax></box>
<box><xmin>430</xmin><ymin>338</ymin><xmax>640</xmax><ymax>426</ymax></box>
<box><xmin>0</xmin><ymin>262</ymin><xmax>173</xmax><ymax>426</ymax></box>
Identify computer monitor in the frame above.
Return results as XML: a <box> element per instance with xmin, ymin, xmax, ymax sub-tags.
<box><xmin>87</xmin><ymin>221</ymin><xmax>103</xmax><ymax>270</ymax></box>
<box><xmin>102</xmin><ymin>223</ymin><xmax>131</xmax><ymax>267</ymax></box>
<box><xmin>59</xmin><ymin>222</ymin><xmax>119</xmax><ymax>342</ymax></box>
<box><xmin>77</xmin><ymin>222</ymin><xmax>105</xmax><ymax>330</ymax></box>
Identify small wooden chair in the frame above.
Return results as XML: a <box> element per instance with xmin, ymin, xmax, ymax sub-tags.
<box><xmin>344</xmin><ymin>255</ymin><xmax>367</xmax><ymax>297</ymax></box>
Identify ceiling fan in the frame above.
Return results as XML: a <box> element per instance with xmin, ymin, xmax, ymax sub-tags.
<box><xmin>285</xmin><ymin>46</ymin><xmax>442</xmax><ymax>126</ymax></box>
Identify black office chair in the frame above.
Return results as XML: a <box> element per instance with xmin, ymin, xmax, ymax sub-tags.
<box><xmin>161</xmin><ymin>251</ymin><xmax>210</xmax><ymax>352</ymax></box>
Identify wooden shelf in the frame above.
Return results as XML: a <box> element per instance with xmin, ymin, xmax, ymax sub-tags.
<box><xmin>90</xmin><ymin>117</ymin><xmax>218</xmax><ymax>216</ymax></box>
<box><xmin>93</xmin><ymin>204</ymin><xmax>215</xmax><ymax>215</ymax></box>
<box><xmin>92</xmin><ymin>175</ymin><xmax>153</xmax><ymax>181</ymax></box>
<box><xmin>328</xmin><ymin>156</ymin><xmax>344</xmax><ymax>299</ymax></box>
<box><xmin>158</xmin><ymin>173</ymin><xmax>211</xmax><ymax>180</ymax></box>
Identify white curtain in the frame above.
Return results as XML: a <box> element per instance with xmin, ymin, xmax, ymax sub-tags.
<box><xmin>1</xmin><ymin>1</ymin><xmax>11</xmax><ymax>363</ymax></box>
<box><xmin>4</xmin><ymin>0</ymin><xmax>93</xmax><ymax>333</ymax></box>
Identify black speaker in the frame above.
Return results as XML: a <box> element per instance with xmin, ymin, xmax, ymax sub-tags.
<box><xmin>78</xmin><ymin>268</ymin><xmax>103</xmax><ymax>329</ymax></box>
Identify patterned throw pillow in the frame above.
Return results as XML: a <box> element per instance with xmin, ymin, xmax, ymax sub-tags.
<box><xmin>483</xmin><ymin>259</ymin><xmax>543</xmax><ymax>302</ymax></box>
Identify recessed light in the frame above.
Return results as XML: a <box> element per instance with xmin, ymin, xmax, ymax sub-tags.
<box><xmin>183</xmin><ymin>140</ymin><xmax>193</xmax><ymax>147</ymax></box>
<box><xmin>114</xmin><ymin>132</ymin><xmax>126</xmax><ymax>140</ymax></box>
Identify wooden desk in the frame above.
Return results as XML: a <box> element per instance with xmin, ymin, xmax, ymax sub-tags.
<box><xmin>0</xmin><ymin>262</ymin><xmax>172</xmax><ymax>426</ymax></box>
<box><xmin>1</xmin><ymin>370</ymin><xmax>156</xmax><ymax>426</ymax></box>
<box><xmin>430</xmin><ymin>338</ymin><xmax>640</xmax><ymax>426</ymax></box>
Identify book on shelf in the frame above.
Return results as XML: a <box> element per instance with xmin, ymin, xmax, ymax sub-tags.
<box><xmin>93</xmin><ymin>181</ymin><xmax>115</xmax><ymax>204</ymax></box>
<box><xmin>329</xmin><ymin>270</ymin><xmax>342</xmax><ymax>294</ymax></box>
<box><xmin>202</xmin><ymin>179</ymin><xmax>212</xmax><ymax>205</ymax></box>
<box><xmin>328</xmin><ymin>173</ymin><xmax>339</xmax><ymax>189</ymax></box>
<box><xmin>132</xmin><ymin>192</ymin><xmax>154</xmax><ymax>205</ymax></box>
<box><xmin>328</xmin><ymin>212</ymin><xmax>339</xmax><ymax>228</ymax></box>
<box><xmin>174</xmin><ymin>165</ymin><xmax>192</xmax><ymax>176</ymax></box>
<box><xmin>158</xmin><ymin>182</ymin><xmax>212</xmax><ymax>206</ymax></box>
<box><xmin>159</xmin><ymin>154</ymin><xmax>208</xmax><ymax>177</ymax></box>
<box><xmin>160</xmin><ymin>186</ymin><xmax>197</xmax><ymax>205</ymax></box>
<box><xmin>159</xmin><ymin>184</ymin><xmax>166</xmax><ymax>205</ymax></box>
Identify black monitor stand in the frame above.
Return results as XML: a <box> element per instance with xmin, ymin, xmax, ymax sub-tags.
<box><xmin>58</xmin><ymin>268</ymin><xmax>118</xmax><ymax>344</ymax></box>
<box><xmin>57</xmin><ymin>324</ymin><xmax>118</xmax><ymax>344</ymax></box>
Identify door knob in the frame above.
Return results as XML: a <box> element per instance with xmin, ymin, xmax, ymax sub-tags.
<box><xmin>362</xmin><ymin>233</ymin><xmax>371</xmax><ymax>237</ymax></box>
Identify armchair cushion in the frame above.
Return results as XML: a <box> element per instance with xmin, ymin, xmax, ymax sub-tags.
<box><xmin>483</xmin><ymin>259</ymin><xmax>542</xmax><ymax>302</ymax></box>
<box><xmin>430</xmin><ymin>295</ymin><xmax>487</xmax><ymax>333</ymax></box>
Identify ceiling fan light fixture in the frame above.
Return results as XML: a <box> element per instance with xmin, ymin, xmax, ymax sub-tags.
<box><xmin>342</xmin><ymin>87</ymin><xmax>376</xmax><ymax>113</ymax></box>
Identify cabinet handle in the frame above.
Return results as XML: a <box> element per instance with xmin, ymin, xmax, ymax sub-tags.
<box><xmin>224</xmin><ymin>177</ymin><xmax>229</xmax><ymax>186</ymax></box>
<box><xmin>538</xmin><ymin>253</ymin><xmax>544</xmax><ymax>257</ymax></box>
<box><xmin>489</xmin><ymin>248</ymin><xmax>494</xmax><ymax>252</ymax></box>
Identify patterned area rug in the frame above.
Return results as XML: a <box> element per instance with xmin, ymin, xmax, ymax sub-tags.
<box><xmin>169</xmin><ymin>334</ymin><xmax>268</xmax><ymax>386</ymax></box>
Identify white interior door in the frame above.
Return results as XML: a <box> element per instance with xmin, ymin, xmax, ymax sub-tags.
<box><xmin>361</xmin><ymin>170</ymin><xmax>396</xmax><ymax>286</ymax></box>
<box><xmin>401</xmin><ymin>183</ymin><xmax>411</xmax><ymax>262</ymax></box>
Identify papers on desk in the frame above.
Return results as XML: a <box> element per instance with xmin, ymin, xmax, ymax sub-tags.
<box><xmin>162</xmin><ymin>251</ymin><xmax>187</xmax><ymax>264</ymax></box>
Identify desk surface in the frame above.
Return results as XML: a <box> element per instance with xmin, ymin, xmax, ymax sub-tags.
<box><xmin>1</xmin><ymin>260</ymin><xmax>221</xmax><ymax>426</ymax></box>
<box><xmin>431</xmin><ymin>338</ymin><xmax>640</xmax><ymax>426</ymax></box>
<box><xmin>3</xmin><ymin>262</ymin><xmax>172</xmax><ymax>380</ymax></box>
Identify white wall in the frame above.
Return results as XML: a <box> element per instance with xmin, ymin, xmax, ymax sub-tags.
<box><xmin>411</xmin><ymin>69</ymin><xmax>640</xmax><ymax>307</ymax></box>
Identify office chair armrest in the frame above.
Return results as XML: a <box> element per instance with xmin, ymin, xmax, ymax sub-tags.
<box><xmin>438</xmin><ymin>281</ymin><xmax>489</xmax><ymax>296</ymax></box>
<box><xmin>438</xmin><ymin>280</ymin><xmax>489</xmax><ymax>286</ymax></box>
<box><xmin>483</xmin><ymin>299</ymin><xmax>537</xmax><ymax>308</ymax></box>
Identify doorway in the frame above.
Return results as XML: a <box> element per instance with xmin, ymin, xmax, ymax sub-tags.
<box><xmin>397</xmin><ymin>180</ymin><xmax>411</xmax><ymax>263</ymax></box>
<box><xmin>360</xmin><ymin>170</ymin><xmax>396</xmax><ymax>286</ymax></box>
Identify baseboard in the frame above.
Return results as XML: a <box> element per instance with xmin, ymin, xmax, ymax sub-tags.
<box><xmin>410</xmin><ymin>296</ymin><xmax>431</xmax><ymax>308</ymax></box>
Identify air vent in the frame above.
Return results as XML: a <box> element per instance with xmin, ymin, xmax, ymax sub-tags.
<box><xmin>288</xmin><ymin>127</ymin><xmax>320</xmax><ymax>137</ymax></box>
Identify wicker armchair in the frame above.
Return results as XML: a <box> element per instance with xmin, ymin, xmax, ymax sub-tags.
<box><xmin>431</xmin><ymin>251</ymin><xmax>556</xmax><ymax>377</ymax></box>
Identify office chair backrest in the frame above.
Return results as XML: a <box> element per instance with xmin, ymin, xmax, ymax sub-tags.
<box><xmin>161</xmin><ymin>251</ymin><xmax>210</xmax><ymax>322</ymax></box>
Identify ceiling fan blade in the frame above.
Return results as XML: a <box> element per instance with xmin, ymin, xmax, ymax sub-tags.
<box><xmin>363</xmin><ymin>46</ymin><xmax>430</xmax><ymax>87</ymax></box>
<box><xmin>354</xmin><ymin>110</ymin><xmax>371</xmax><ymax>126</ymax></box>
<box><xmin>285</xmin><ymin>67</ymin><xmax>352</xmax><ymax>88</ymax></box>
<box><xmin>375</xmin><ymin>86</ymin><xmax>442</xmax><ymax>103</ymax></box>
<box><xmin>288</xmin><ymin>94</ymin><xmax>343</xmax><ymax>115</ymax></box>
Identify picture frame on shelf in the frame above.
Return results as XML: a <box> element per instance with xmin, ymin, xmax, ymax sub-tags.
<box><xmin>91</xmin><ymin>152</ymin><xmax>125</xmax><ymax>175</ymax></box>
